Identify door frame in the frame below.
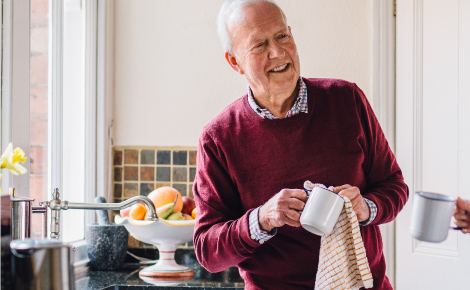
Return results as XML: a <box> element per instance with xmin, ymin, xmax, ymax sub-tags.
<box><xmin>372</xmin><ymin>0</ymin><xmax>396</xmax><ymax>287</ymax></box>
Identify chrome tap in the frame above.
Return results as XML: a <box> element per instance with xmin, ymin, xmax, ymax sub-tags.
<box><xmin>40</xmin><ymin>188</ymin><xmax>157</xmax><ymax>239</ymax></box>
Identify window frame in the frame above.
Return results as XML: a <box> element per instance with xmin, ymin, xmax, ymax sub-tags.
<box><xmin>1</xmin><ymin>0</ymin><xmax>113</xmax><ymax>265</ymax></box>
<box><xmin>1</xmin><ymin>0</ymin><xmax>31</xmax><ymax>194</ymax></box>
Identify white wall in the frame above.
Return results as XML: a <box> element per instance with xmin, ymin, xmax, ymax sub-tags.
<box><xmin>113</xmin><ymin>0</ymin><xmax>372</xmax><ymax>146</ymax></box>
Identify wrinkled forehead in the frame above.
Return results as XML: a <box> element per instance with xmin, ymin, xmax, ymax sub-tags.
<box><xmin>227</xmin><ymin>2</ymin><xmax>287</xmax><ymax>39</ymax></box>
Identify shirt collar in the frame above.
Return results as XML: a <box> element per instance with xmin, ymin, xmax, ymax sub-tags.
<box><xmin>247</xmin><ymin>78</ymin><xmax>308</xmax><ymax>119</ymax></box>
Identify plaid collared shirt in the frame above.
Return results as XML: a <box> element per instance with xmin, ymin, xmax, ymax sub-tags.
<box><xmin>247</xmin><ymin>78</ymin><xmax>308</xmax><ymax>119</ymax></box>
<box><xmin>246</xmin><ymin>79</ymin><xmax>377</xmax><ymax>244</ymax></box>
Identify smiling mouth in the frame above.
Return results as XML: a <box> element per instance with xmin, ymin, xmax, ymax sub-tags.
<box><xmin>270</xmin><ymin>64</ymin><xmax>289</xmax><ymax>72</ymax></box>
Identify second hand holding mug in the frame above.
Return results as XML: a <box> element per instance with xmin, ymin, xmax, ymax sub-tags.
<box><xmin>300</xmin><ymin>186</ymin><xmax>344</xmax><ymax>236</ymax></box>
<box><xmin>410</xmin><ymin>191</ymin><xmax>460</xmax><ymax>243</ymax></box>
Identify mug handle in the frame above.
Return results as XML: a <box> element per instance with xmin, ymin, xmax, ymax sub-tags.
<box><xmin>298</xmin><ymin>189</ymin><xmax>311</xmax><ymax>215</ymax></box>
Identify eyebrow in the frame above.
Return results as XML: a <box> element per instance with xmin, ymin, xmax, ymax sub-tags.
<box><xmin>248</xmin><ymin>27</ymin><xmax>289</xmax><ymax>44</ymax></box>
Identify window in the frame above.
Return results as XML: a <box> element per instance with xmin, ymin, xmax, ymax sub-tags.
<box><xmin>2</xmin><ymin>0</ymin><xmax>111</xmax><ymax>251</ymax></box>
<box><xmin>29</xmin><ymin>0</ymin><xmax>90</xmax><ymax>242</ymax></box>
<box><xmin>29</xmin><ymin>0</ymin><xmax>50</xmax><ymax>238</ymax></box>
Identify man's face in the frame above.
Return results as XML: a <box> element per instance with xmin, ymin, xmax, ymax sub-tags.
<box><xmin>226</xmin><ymin>2</ymin><xmax>301</xmax><ymax>99</ymax></box>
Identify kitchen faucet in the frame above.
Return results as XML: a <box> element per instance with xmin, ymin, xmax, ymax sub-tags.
<box><xmin>40</xmin><ymin>188</ymin><xmax>157</xmax><ymax>239</ymax></box>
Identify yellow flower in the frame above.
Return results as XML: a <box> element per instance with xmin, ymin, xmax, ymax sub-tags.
<box><xmin>12</xmin><ymin>147</ymin><xmax>27</xmax><ymax>164</ymax></box>
<box><xmin>0</xmin><ymin>143</ymin><xmax>28</xmax><ymax>175</ymax></box>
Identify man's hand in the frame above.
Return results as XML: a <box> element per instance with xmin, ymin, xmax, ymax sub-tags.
<box><xmin>258</xmin><ymin>189</ymin><xmax>308</xmax><ymax>232</ymax></box>
<box><xmin>332</xmin><ymin>184</ymin><xmax>370</xmax><ymax>222</ymax></box>
<box><xmin>454</xmin><ymin>197</ymin><xmax>470</xmax><ymax>234</ymax></box>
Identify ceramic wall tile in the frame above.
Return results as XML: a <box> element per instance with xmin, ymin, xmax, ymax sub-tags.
<box><xmin>113</xmin><ymin>146</ymin><xmax>198</xmax><ymax>249</ymax></box>
<box><xmin>124</xmin><ymin>183</ymin><xmax>138</xmax><ymax>198</ymax></box>
<box><xmin>172</xmin><ymin>183</ymin><xmax>187</xmax><ymax>196</ymax></box>
<box><xmin>189</xmin><ymin>167</ymin><xmax>196</xmax><ymax>182</ymax></box>
<box><xmin>140</xmin><ymin>167</ymin><xmax>155</xmax><ymax>181</ymax></box>
<box><xmin>140</xmin><ymin>183</ymin><xmax>154</xmax><ymax>196</ymax></box>
<box><xmin>124</xmin><ymin>167</ymin><xmax>138</xmax><ymax>181</ymax></box>
<box><xmin>113</xmin><ymin>151</ymin><xmax>122</xmax><ymax>166</ymax></box>
<box><xmin>173</xmin><ymin>151</ymin><xmax>187</xmax><ymax>165</ymax></box>
<box><xmin>114</xmin><ymin>167</ymin><xmax>122</xmax><ymax>182</ymax></box>
<box><xmin>124</xmin><ymin>150</ymin><xmax>139</xmax><ymax>164</ymax></box>
<box><xmin>172</xmin><ymin>167</ymin><xmax>187</xmax><ymax>182</ymax></box>
<box><xmin>189</xmin><ymin>151</ymin><xmax>197</xmax><ymax>166</ymax></box>
<box><xmin>156</xmin><ymin>150</ymin><xmax>171</xmax><ymax>165</ymax></box>
<box><xmin>156</xmin><ymin>167</ymin><xmax>171</xmax><ymax>181</ymax></box>
<box><xmin>140</xmin><ymin>150</ymin><xmax>155</xmax><ymax>165</ymax></box>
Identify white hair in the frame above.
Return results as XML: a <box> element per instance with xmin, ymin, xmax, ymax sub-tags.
<box><xmin>216</xmin><ymin>0</ymin><xmax>286</xmax><ymax>53</ymax></box>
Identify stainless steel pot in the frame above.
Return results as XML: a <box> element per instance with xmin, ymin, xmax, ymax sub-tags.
<box><xmin>10</xmin><ymin>188</ymin><xmax>48</xmax><ymax>240</ymax></box>
<box><xmin>10</xmin><ymin>238</ymin><xmax>74</xmax><ymax>290</ymax></box>
<box><xmin>10</xmin><ymin>191</ymin><xmax>34</xmax><ymax>240</ymax></box>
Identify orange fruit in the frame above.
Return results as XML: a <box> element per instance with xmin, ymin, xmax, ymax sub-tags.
<box><xmin>147</xmin><ymin>187</ymin><xmax>183</xmax><ymax>213</ymax></box>
<box><xmin>129</xmin><ymin>203</ymin><xmax>148</xmax><ymax>220</ymax></box>
<box><xmin>191</xmin><ymin>207</ymin><xmax>197</xmax><ymax>219</ymax></box>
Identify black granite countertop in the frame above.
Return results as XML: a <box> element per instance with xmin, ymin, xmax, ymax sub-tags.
<box><xmin>75</xmin><ymin>248</ymin><xmax>245</xmax><ymax>290</ymax></box>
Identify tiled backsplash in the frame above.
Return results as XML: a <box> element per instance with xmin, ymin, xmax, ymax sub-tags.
<box><xmin>113</xmin><ymin>146</ymin><xmax>197</xmax><ymax>248</ymax></box>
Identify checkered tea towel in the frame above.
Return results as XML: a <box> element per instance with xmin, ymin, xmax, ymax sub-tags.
<box><xmin>314</xmin><ymin>196</ymin><xmax>374</xmax><ymax>290</ymax></box>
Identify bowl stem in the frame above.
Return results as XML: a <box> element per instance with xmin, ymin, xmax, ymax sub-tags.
<box><xmin>139</xmin><ymin>243</ymin><xmax>194</xmax><ymax>277</ymax></box>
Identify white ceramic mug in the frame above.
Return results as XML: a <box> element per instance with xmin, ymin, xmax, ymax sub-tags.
<box><xmin>300</xmin><ymin>186</ymin><xmax>344</xmax><ymax>236</ymax></box>
<box><xmin>410</xmin><ymin>191</ymin><xmax>459</xmax><ymax>243</ymax></box>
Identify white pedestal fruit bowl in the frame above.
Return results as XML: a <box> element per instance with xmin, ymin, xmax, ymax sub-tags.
<box><xmin>115</xmin><ymin>215</ymin><xmax>195</xmax><ymax>278</ymax></box>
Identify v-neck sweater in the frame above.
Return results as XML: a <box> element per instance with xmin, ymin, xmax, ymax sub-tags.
<box><xmin>193</xmin><ymin>78</ymin><xmax>408</xmax><ymax>290</ymax></box>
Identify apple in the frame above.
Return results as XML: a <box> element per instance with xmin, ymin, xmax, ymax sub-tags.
<box><xmin>182</xmin><ymin>196</ymin><xmax>196</xmax><ymax>215</ymax></box>
<box><xmin>183</xmin><ymin>213</ymin><xmax>193</xmax><ymax>220</ymax></box>
<box><xmin>120</xmin><ymin>207</ymin><xmax>131</xmax><ymax>218</ymax></box>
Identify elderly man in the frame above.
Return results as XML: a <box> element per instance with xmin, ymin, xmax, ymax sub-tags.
<box><xmin>193</xmin><ymin>0</ymin><xmax>408</xmax><ymax>289</ymax></box>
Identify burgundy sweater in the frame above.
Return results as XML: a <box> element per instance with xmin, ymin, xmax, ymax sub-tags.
<box><xmin>193</xmin><ymin>78</ymin><xmax>408</xmax><ymax>290</ymax></box>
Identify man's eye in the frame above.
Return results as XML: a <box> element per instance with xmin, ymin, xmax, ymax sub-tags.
<box><xmin>252</xmin><ymin>43</ymin><xmax>265</xmax><ymax>52</ymax></box>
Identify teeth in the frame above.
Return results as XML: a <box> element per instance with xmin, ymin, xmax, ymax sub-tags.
<box><xmin>272</xmin><ymin>64</ymin><xmax>288</xmax><ymax>72</ymax></box>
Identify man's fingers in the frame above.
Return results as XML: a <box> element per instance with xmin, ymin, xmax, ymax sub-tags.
<box><xmin>455</xmin><ymin>207</ymin><xmax>466</xmax><ymax>214</ymax></box>
<box><xmin>289</xmin><ymin>189</ymin><xmax>308</xmax><ymax>202</ymax></box>
<box><xmin>282</xmin><ymin>209</ymin><xmax>302</xmax><ymax>227</ymax></box>
<box><xmin>332</xmin><ymin>184</ymin><xmax>351</xmax><ymax>194</ymax></box>
<box><xmin>455</xmin><ymin>220</ymin><xmax>469</xmax><ymax>228</ymax></box>
<box><xmin>338</xmin><ymin>187</ymin><xmax>360</xmax><ymax>200</ymax></box>
<box><xmin>334</xmin><ymin>185</ymin><xmax>370</xmax><ymax>222</ymax></box>
<box><xmin>457</xmin><ymin>197</ymin><xmax>470</xmax><ymax>212</ymax></box>
<box><xmin>454</xmin><ymin>213</ymin><xmax>468</xmax><ymax>221</ymax></box>
<box><xmin>351</xmin><ymin>198</ymin><xmax>363</xmax><ymax>210</ymax></box>
<box><xmin>267</xmin><ymin>208</ymin><xmax>301</xmax><ymax>228</ymax></box>
<box><xmin>278</xmin><ymin>189</ymin><xmax>308</xmax><ymax>202</ymax></box>
<box><xmin>289</xmin><ymin>197</ymin><xmax>307</xmax><ymax>211</ymax></box>
<box><xmin>259</xmin><ymin>189</ymin><xmax>308</xmax><ymax>231</ymax></box>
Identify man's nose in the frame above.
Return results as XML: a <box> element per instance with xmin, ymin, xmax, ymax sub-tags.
<box><xmin>268</xmin><ymin>41</ymin><xmax>285</xmax><ymax>59</ymax></box>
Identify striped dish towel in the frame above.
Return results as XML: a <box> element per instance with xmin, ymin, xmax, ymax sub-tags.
<box><xmin>314</xmin><ymin>196</ymin><xmax>373</xmax><ymax>290</ymax></box>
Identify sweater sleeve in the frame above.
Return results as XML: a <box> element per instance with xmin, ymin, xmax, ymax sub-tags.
<box><xmin>192</xmin><ymin>129</ymin><xmax>262</xmax><ymax>273</ymax></box>
<box><xmin>353</xmin><ymin>84</ymin><xmax>409</xmax><ymax>225</ymax></box>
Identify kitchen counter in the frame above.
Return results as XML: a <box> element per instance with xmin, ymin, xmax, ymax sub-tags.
<box><xmin>75</xmin><ymin>248</ymin><xmax>244</xmax><ymax>290</ymax></box>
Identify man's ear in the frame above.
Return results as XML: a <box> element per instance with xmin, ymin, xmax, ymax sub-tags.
<box><xmin>225</xmin><ymin>51</ymin><xmax>244</xmax><ymax>75</ymax></box>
